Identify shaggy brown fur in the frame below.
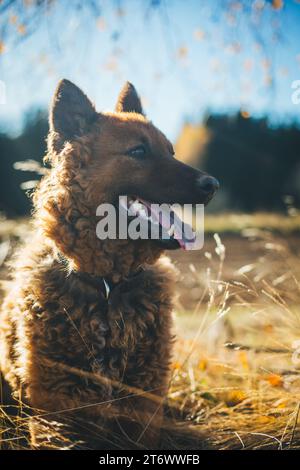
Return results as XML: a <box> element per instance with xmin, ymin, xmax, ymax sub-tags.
<box><xmin>0</xmin><ymin>80</ymin><xmax>217</xmax><ymax>449</ymax></box>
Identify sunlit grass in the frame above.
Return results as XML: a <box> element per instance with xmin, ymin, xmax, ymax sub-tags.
<box><xmin>168</xmin><ymin>227</ymin><xmax>300</xmax><ymax>449</ymax></box>
<box><xmin>1</xmin><ymin>214</ymin><xmax>300</xmax><ymax>449</ymax></box>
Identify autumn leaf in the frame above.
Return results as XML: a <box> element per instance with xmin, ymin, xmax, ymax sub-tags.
<box><xmin>198</xmin><ymin>359</ymin><xmax>207</xmax><ymax>371</ymax></box>
<box><xmin>241</xmin><ymin>110</ymin><xmax>251</xmax><ymax>119</ymax></box>
<box><xmin>171</xmin><ymin>361</ymin><xmax>182</xmax><ymax>370</ymax></box>
<box><xmin>272</xmin><ymin>0</ymin><xmax>284</xmax><ymax>10</ymax></box>
<box><xmin>0</xmin><ymin>41</ymin><xmax>6</xmax><ymax>54</ymax></box>
<box><xmin>273</xmin><ymin>399</ymin><xmax>287</xmax><ymax>409</ymax></box>
<box><xmin>177</xmin><ymin>46</ymin><xmax>188</xmax><ymax>60</ymax></box>
<box><xmin>17</xmin><ymin>24</ymin><xmax>26</xmax><ymax>35</ymax></box>
<box><xmin>193</xmin><ymin>29</ymin><xmax>205</xmax><ymax>41</ymax></box>
<box><xmin>266</xmin><ymin>374</ymin><xmax>283</xmax><ymax>387</ymax></box>
<box><xmin>257</xmin><ymin>415</ymin><xmax>275</xmax><ymax>424</ymax></box>
<box><xmin>225</xmin><ymin>390</ymin><xmax>247</xmax><ymax>407</ymax></box>
<box><xmin>238</xmin><ymin>350</ymin><xmax>249</xmax><ymax>370</ymax></box>
<box><xmin>264</xmin><ymin>324</ymin><xmax>273</xmax><ymax>333</ymax></box>
<box><xmin>9</xmin><ymin>14</ymin><xmax>18</xmax><ymax>25</ymax></box>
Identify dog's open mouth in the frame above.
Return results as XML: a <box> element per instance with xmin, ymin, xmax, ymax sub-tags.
<box><xmin>119</xmin><ymin>196</ymin><xmax>201</xmax><ymax>250</ymax></box>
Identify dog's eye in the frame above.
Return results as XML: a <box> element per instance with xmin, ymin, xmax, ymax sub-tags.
<box><xmin>127</xmin><ymin>145</ymin><xmax>146</xmax><ymax>157</ymax></box>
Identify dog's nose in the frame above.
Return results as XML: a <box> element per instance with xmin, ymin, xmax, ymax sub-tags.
<box><xmin>196</xmin><ymin>175</ymin><xmax>220</xmax><ymax>195</ymax></box>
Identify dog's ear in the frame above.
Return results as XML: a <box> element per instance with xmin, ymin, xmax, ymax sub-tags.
<box><xmin>115</xmin><ymin>82</ymin><xmax>144</xmax><ymax>114</ymax></box>
<box><xmin>49</xmin><ymin>79</ymin><xmax>97</xmax><ymax>152</ymax></box>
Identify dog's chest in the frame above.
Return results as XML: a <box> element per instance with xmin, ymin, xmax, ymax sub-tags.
<box><xmin>81</xmin><ymin>276</ymin><xmax>169</xmax><ymax>379</ymax></box>
<box><xmin>89</xmin><ymin>288</ymin><xmax>162</xmax><ymax>353</ymax></box>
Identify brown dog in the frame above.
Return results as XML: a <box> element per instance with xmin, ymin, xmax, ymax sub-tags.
<box><xmin>0</xmin><ymin>80</ymin><xmax>218</xmax><ymax>449</ymax></box>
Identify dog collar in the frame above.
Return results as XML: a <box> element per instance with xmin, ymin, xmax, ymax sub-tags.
<box><xmin>57</xmin><ymin>252</ymin><xmax>144</xmax><ymax>301</ymax></box>
<box><xmin>56</xmin><ymin>252</ymin><xmax>112</xmax><ymax>300</ymax></box>
<box><xmin>102</xmin><ymin>278</ymin><xmax>110</xmax><ymax>299</ymax></box>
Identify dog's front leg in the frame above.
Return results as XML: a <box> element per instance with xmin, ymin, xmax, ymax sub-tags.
<box><xmin>112</xmin><ymin>394</ymin><xmax>164</xmax><ymax>450</ymax></box>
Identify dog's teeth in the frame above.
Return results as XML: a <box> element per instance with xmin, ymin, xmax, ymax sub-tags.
<box><xmin>168</xmin><ymin>224</ymin><xmax>175</xmax><ymax>237</ymax></box>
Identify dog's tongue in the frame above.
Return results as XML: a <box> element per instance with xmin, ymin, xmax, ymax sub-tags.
<box><xmin>140</xmin><ymin>200</ymin><xmax>197</xmax><ymax>250</ymax></box>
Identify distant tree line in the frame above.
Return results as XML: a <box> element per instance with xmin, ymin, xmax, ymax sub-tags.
<box><xmin>0</xmin><ymin>110</ymin><xmax>47</xmax><ymax>216</ymax></box>
<box><xmin>0</xmin><ymin>110</ymin><xmax>299</xmax><ymax>216</ymax></box>
<box><xmin>202</xmin><ymin>113</ymin><xmax>300</xmax><ymax>212</ymax></box>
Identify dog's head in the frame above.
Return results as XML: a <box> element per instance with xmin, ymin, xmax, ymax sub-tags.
<box><xmin>38</xmin><ymin>80</ymin><xmax>218</xmax><ymax>279</ymax></box>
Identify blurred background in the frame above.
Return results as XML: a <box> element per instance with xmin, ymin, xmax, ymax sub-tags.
<box><xmin>0</xmin><ymin>0</ymin><xmax>300</xmax><ymax>216</ymax></box>
<box><xmin>1</xmin><ymin>1</ymin><xmax>300</xmax><ymax>449</ymax></box>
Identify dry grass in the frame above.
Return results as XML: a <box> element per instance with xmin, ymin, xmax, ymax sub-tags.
<box><xmin>169</xmin><ymin>226</ymin><xmax>300</xmax><ymax>449</ymax></box>
<box><xmin>1</xmin><ymin>214</ymin><xmax>300</xmax><ymax>449</ymax></box>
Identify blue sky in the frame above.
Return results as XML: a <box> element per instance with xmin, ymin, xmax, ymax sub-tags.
<box><xmin>0</xmin><ymin>0</ymin><xmax>300</xmax><ymax>141</ymax></box>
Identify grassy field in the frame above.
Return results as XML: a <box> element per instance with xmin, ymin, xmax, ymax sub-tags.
<box><xmin>168</xmin><ymin>218</ymin><xmax>300</xmax><ymax>449</ymax></box>
<box><xmin>1</xmin><ymin>213</ymin><xmax>300</xmax><ymax>449</ymax></box>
